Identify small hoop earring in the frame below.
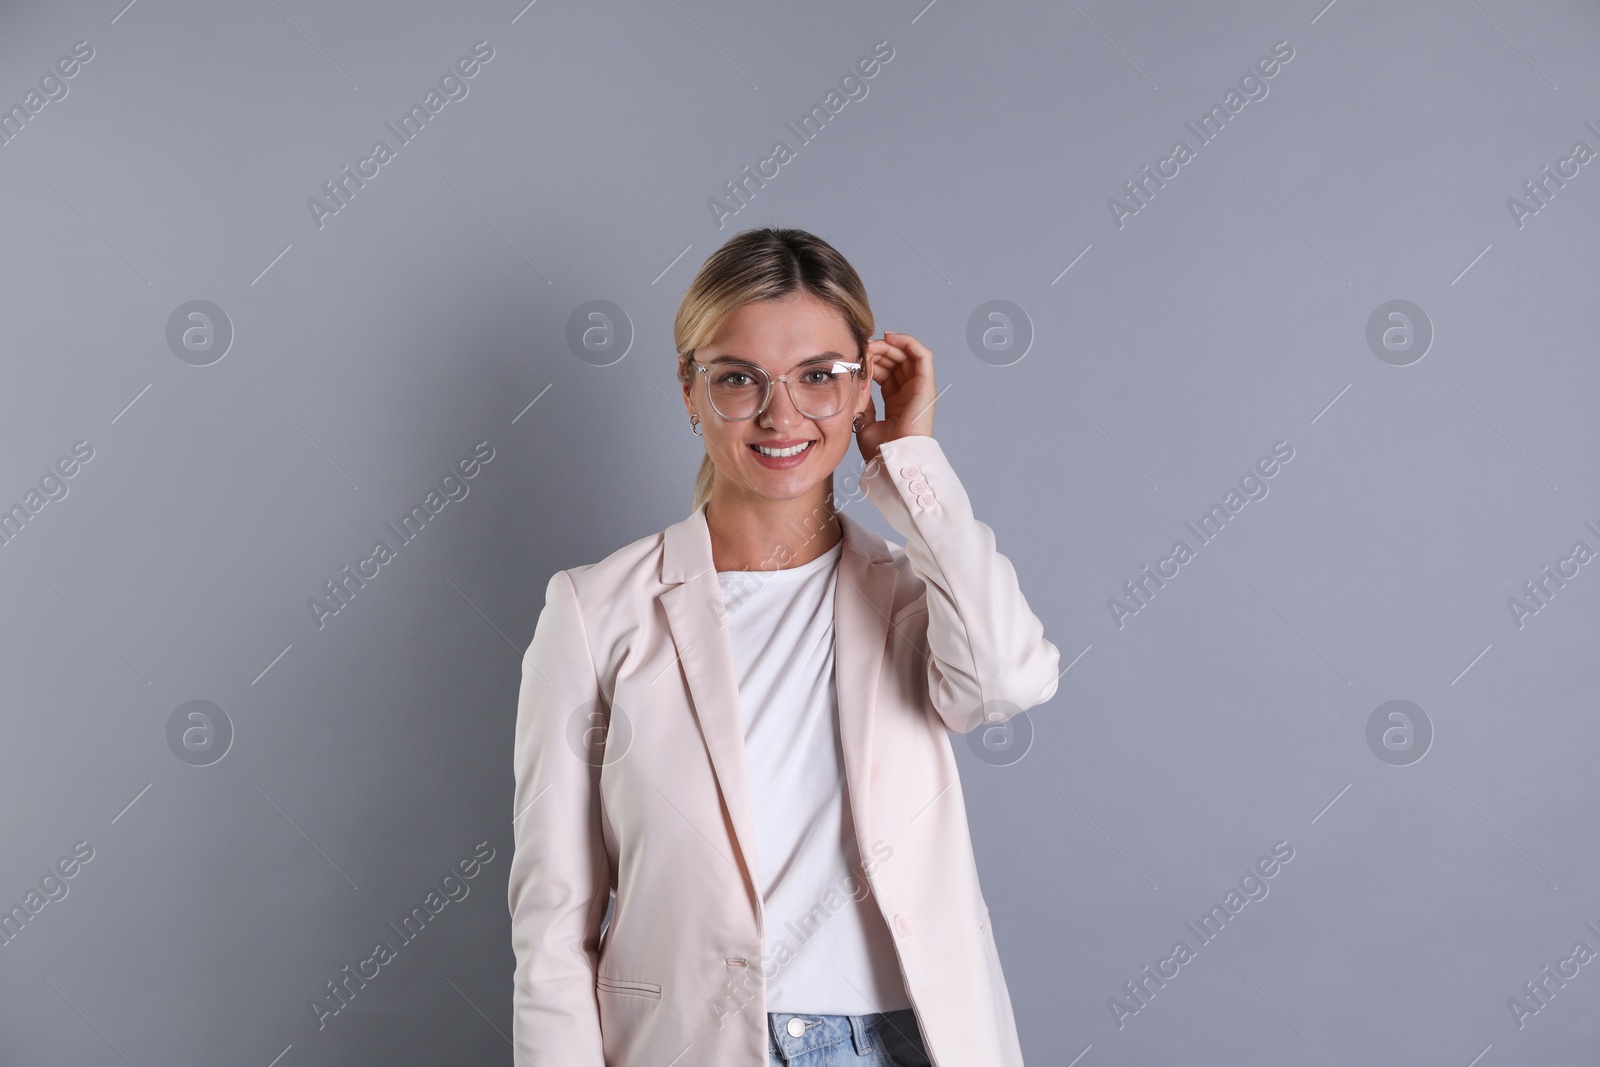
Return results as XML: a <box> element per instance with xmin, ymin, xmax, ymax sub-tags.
<box><xmin>852</xmin><ymin>413</ymin><xmax>864</xmax><ymax>433</ymax></box>
<box><xmin>690</xmin><ymin>413</ymin><xmax>703</xmax><ymax>437</ymax></box>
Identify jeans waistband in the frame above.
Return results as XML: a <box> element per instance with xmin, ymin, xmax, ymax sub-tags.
<box><xmin>767</xmin><ymin>1009</ymin><xmax>915</xmax><ymax>1062</ymax></box>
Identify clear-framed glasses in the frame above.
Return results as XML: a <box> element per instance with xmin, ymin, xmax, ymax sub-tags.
<box><xmin>686</xmin><ymin>356</ymin><xmax>864</xmax><ymax>421</ymax></box>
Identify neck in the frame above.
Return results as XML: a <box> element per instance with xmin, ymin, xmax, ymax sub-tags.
<box><xmin>705</xmin><ymin>488</ymin><xmax>843</xmax><ymax>572</ymax></box>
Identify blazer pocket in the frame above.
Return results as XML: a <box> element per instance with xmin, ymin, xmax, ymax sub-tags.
<box><xmin>597</xmin><ymin>974</ymin><xmax>663</xmax><ymax>1000</ymax></box>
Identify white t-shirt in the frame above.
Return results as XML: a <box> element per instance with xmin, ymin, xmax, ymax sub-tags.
<box><xmin>715</xmin><ymin>538</ymin><xmax>912</xmax><ymax>1014</ymax></box>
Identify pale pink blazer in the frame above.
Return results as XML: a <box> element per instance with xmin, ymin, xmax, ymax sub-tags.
<box><xmin>509</xmin><ymin>434</ymin><xmax>1060</xmax><ymax>1066</ymax></box>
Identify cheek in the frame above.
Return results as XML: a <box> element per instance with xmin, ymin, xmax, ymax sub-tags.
<box><xmin>701</xmin><ymin>423</ymin><xmax>742</xmax><ymax>463</ymax></box>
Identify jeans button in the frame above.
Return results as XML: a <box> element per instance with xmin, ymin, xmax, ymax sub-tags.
<box><xmin>786</xmin><ymin>1017</ymin><xmax>807</xmax><ymax>1037</ymax></box>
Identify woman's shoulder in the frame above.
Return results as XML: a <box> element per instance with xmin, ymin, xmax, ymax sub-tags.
<box><xmin>555</xmin><ymin>525</ymin><xmax>667</xmax><ymax>593</ymax></box>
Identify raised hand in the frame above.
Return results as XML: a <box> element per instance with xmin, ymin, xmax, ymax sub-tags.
<box><xmin>855</xmin><ymin>330</ymin><xmax>937</xmax><ymax>465</ymax></box>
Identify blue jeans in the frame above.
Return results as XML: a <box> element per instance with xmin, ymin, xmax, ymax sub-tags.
<box><xmin>767</xmin><ymin>1009</ymin><xmax>931</xmax><ymax>1066</ymax></box>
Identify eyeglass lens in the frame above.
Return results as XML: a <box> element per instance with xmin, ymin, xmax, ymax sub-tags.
<box><xmin>706</xmin><ymin>361</ymin><xmax>854</xmax><ymax>420</ymax></box>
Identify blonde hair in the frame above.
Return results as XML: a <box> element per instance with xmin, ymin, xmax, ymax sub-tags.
<box><xmin>674</xmin><ymin>227</ymin><xmax>874</xmax><ymax>512</ymax></box>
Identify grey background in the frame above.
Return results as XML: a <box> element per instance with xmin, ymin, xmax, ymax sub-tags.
<box><xmin>1</xmin><ymin>0</ymin><xmax>1597</xmax><ymax>1064</ymax></box>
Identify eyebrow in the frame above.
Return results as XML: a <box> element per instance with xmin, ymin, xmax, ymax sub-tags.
<box><xmin>705</xmin><ymin>351</ymin><xmax>853</xmax><ymax>368</ymax></box>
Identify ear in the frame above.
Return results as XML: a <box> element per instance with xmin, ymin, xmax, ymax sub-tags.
<box><xmin>855</xmin><ymin>348</ymin><xmax>874</xmax><ymax>414</ymax></box>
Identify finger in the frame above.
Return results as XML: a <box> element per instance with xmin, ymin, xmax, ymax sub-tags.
<box><xmin>878</xmin><ymin>332</ymin><xmax>927</xmax><ymax>368</ymax></box>
<box><xmin>874</xmin><ymin>335</ymin><xmax>931</xmax><ymax>394</ymax></box>
<box><xmin>868</xmin><ymin>337</ymin><xmax>912</xmax><ymax>384</ymax></box>
<box><xmin>883</xmin><ymin>331</ymin><xmax>934</xmax><ymax>376</ymax></box>
<box><xmin>867</xmin><ymin>336</ymin><xmax>906</xmax><ymax>364</ymax></box>
<box><xmin>865</xmin><ymin>337</ymin><xmax>898</xmax><ymax>372</ymax></box>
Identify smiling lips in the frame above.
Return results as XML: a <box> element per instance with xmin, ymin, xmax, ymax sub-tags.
<box><xmin>751</xmin><ymin>440</ymin><xmax>813</xmax><ymax>457</ymax></box>
<box><xmin>748</xmin><ymin>439</ymin><xmax>815</xmax><ymax>468</ymax></box>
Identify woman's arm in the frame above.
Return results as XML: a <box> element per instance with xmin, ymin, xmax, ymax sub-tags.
<box><xmin>853</xmin><ymin>330</ymin><xmax>1059</xmax><ymax>734</ymax></box>
<box><xmin>861</xmin><ymin>433</ymin><xmax>1061</xmax><ymax>733</ymax></box>
<box><xmin>507</xmin><ymin>569</ymin><xmax>610</xmax><ymax>1065</ymax></box>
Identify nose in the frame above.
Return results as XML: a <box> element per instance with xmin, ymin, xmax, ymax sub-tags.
<box><xmin>757</xmin><ymin>377</ymin><xmax>806</xmax><ymax>427</ymax></box>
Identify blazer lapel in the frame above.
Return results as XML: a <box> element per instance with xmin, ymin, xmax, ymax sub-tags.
<box><xmin>657</xmin><ymin>503</ymin><xmax>897</xmax><ymax>909</ymax></box>
<box><xmin>659</xmin><ymin>504</ymin><xmax>763</xmax><ymax>904</ymax></box>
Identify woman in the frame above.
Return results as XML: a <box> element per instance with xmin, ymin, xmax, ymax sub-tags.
<box><xmin>509</xmin><ymin>228</ymin><xmax>1060</xmax><ymax>1066</ymax></box>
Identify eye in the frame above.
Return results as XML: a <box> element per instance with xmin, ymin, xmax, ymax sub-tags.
<box><xmin>800</xmin><ymin>363</ymin><xmax>842</xmax><ymax>383</ymax></box>
<box><xmin>715</xmin><ymin>370</ymin><xmax>756</xmax><ymax>387</ymax></box>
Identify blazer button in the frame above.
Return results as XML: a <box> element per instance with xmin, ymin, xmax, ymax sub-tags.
<box><xmin>908</xmin><ymin>478</ymin><xmax>929</xmax><ymax>495</ymax></box>
<box><xmin>915</xmin><ymin>493</ymin><xmax>936</xmax><ymax>509</ymax></box>
<box><xmin>893</xmin><ymin>914</ymin><xmax>912</xmax><ymax>937</ymax></box>
<box><xmin>899</xmin><ymin>465</ymin><xmax>920</xmax><ymax>479</ymax></box>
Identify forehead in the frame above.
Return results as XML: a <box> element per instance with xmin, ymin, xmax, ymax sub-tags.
<box><xmin>702</xmin><ymin>293</ymin><xmax>855</xmax><ymax>365</ymax></box>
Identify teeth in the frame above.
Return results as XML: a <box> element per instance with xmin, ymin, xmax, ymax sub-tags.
<box><xmin>755</xmin><ymin>441</ymin><xmax>812</xmax><ymax>457</ymax></box>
